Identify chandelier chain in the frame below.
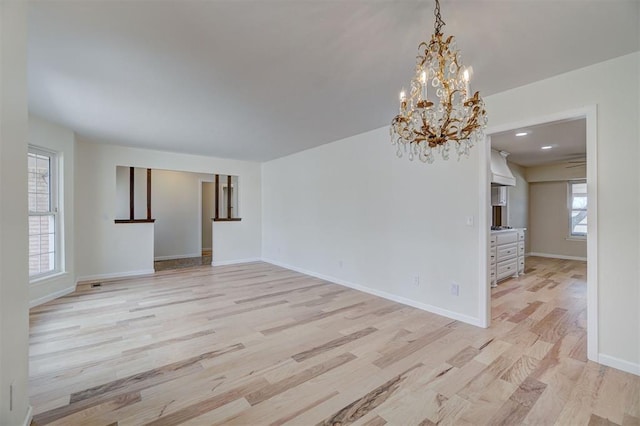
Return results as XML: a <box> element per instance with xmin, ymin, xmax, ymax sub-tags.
<box><xmin>433</xmin><ymin>0</ymin><xmax>445</xmax><ymax>35</ymax></box>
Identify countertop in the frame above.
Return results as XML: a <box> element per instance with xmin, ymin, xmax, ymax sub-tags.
<box><xmin>491</xmin><ymin>228</ymin><xmax>527</xmax><ymax>234</ymax></box>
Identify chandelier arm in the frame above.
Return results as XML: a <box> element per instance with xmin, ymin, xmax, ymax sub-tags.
<box><xmin>458</xmin><ymin>119</ymin><xmax>481</xmax><ymax>139</ymax></box>
<box><xmin>438</xmin><ymin>90</ymin><xmax>457</xmax><ymax>137</ymax></box>
<box><xmin>459</xmin><ymin>113</ymin><xmax>483</xmax><ymax>137</ymax></box>
<box><xmin>411</xmin><ymin>131</ymin><xmax>427</xmax><ymax>144</ymax></box>
<box><xmin>420</xmin><ymin>120</ymin><xmax>438</xmax><ymax>145</ymax></box>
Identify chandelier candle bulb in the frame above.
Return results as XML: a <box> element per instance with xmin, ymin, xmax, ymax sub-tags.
<box><xmin>463</xmin><ymin>69</ymin><xmax>470</xmax><ymax>100</ymax></box>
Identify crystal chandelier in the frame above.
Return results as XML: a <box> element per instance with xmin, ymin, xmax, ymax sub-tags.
<box><xmin>390</xmin><ymin>0</ymin><xmax>487</xmax><ymax>163</ymax></box>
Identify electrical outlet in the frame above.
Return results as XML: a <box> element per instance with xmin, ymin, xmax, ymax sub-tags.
<box><xmin>450</xmin><ymin>282</ymin><xmax>460</xmax><ymax>296</ymax></box>
<box><xmin>466</xmin><ymin>216</ymin><xmax>474</xmax><ymax>227</ymax></box>
<box><xmin>414</xmin><ymin>276</ymin><xmax>420</xmax><ymax>286</ymax></box>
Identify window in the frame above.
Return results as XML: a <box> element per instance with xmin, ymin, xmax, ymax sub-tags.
<box><xmin>28</xmin><ymin>147</ymin><xmax>59</xmax><ymax>278</ymax></box>
<box><xmin>569</xmin><ymin>180</ymin><xmax>587</xmax><ymax>237</ymax></box>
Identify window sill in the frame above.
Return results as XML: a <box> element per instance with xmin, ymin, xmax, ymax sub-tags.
<box><xmin>30</xmin><ymin>271</ymin><xmax>68</xmax><ymax>286</ymax></box>
<box><xmin>212</xmin><ymin>218</ymin><xmax>242</xmax><ymax>222</ymax></box>
<box><xmin>114</xmin><ymin>219</ymin><xmax>156</xmax><ymax>224</ymax></box>
<box><xmin>566</xmin><ymin>236</ymin><xmax>587</xmax><ymax>241</ymax></box>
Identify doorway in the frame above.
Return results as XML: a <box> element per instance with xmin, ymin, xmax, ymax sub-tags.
<box><xmin>480</xmin><ymin>106</ymin><xmax>598</xmax><ymax>362</ymax></box>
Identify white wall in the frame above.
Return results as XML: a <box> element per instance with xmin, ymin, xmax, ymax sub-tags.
<box><xmin>75</xmin><ymin>139</ymin><xmax>262</xmax><ymax>280</ymax></box>
<box><xmin>115</xmin><ymin>166</ymin><xmax>130</xmax><ymax>220</ymax></box>
<box><xmin>485</xmin><ymin>52</ymin><xmax>639</xmax><ymax>371</ymax></box>
<box><xmin>263</xmin><ymin>128</ymin><xmax>484</xmax><ymax>325</ymax></box>
<box><xmin>526</xmin><ymin>162</ymin><xmax>586</xmax><ymax>182</ymax></box>
<box><xmin>133</xmin><ymin>167</ymin><xmax>147</xmax><ymax>220</ymax></box>
<box><xmin>529</xmin><ymin>181</ymin><xmax>587</xmax><ymax>259</ymax></box>
<box><xmin>152</xmin><ymin>169</ymin><xmax>213</xmax><ymax>260</ymax></box>
<box><xmin>202</xmin><ymin>182</ymin><xmax>215</xmax><ymax>250</ymax></box>
<box><xmin>28</xmin><ymin>115</ymin><xmax>76</xmax><ymax>306</ymax></box>
<box><xmin>525</xmin><ymin>161</ymin><xmax>587</xmax><ymax>259</ymax></box>
<box><xmin>506</xmin><ymin>162</ymin><xmax>528</xmax><ymax>230</ymax></box>
<box><xmin>0</xmin><ymin>2</ymin><xmax>30</xmax><ymax>424</ymax></box>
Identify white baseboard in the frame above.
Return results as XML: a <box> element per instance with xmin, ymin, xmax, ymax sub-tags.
<box><xmin>76</xmin><ymin>269</ymin><xmax>156</xmax><ymax>284</ymax></box>
<box><xmin>263</xmin><ymin>258</ymin><xmax>484</xmax><ymax>328</ymax></box>
<box><xmin>29</xmin><ymin>285</ymin><xmax>76</xmax><ymax>308</ymax></box>
<box><xmin>213</xmin><ymin>257</ymin><xmax>262</xmax><ymax>267</ymax></box>
<box><xmin>598</xmin><ymin>354</ymin><xmax>640</xmax><ymax>376</ymax></box>
<box><xmin>527</xmin><ymin>252</ymin><xmax>587</xmax><ymax>261</ymax></box>
<box><xmin>22</xmin><ymin>405</ymin><xmax>33</xmax><ymax>426</ymax></box>
<box><xmin>154</xmin><ymin>253</ymin><xmax>202</xmax><ymax>261</ymax></box>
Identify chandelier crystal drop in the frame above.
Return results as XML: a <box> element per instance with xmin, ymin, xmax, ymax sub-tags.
<box><xmin>390</xmin><ymin>0</ymin><xmax>487</xmax><ymax>163</ymax></box>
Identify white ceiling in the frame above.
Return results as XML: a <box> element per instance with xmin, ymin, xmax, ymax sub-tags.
<box><xmin>490</xmin><ymin>118</ymin><xmax>586</xmax><ymax>167</ymax></box>
<box><xmin>28</xmin><ymin>1</ymin><xmax>639</xmax><ymax>162</ymax></box>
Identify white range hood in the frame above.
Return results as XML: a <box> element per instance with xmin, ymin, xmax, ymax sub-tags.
<box><xmin>491</xmin><ymin>150</ymin><xmax>516</xmax><ymax>186</ymax></box>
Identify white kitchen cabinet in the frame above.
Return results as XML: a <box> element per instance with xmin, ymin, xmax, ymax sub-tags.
<box><xmin>489</xmin><ymin>234</ymin><xmax>497</xmax><ymax>287</ymax></box>
<box><xmin>490</xmin><ymin>229</ymin><xmax>526</xmax><ymax>286</ymax></box>
<box><xmin>517</xmin><ymin>229</ymin><xmax>525</xmax><ymax>274</ymax></box>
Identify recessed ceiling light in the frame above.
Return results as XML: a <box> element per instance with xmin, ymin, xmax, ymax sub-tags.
<box><xmin>541</xmin><ymin>145</ymin><xmax>553</xmax><ymax>150</ymax></box>
<box><xmin>515</xmin><ymin>132</ymin><xmax>528</xmax><ymax>137</ymax></box>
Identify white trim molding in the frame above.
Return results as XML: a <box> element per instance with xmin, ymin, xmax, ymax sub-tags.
<box><xmin>527</xmin><ymin>252</ymin><xmax>587</xmax><ymax>262</ymax></box>
<box><xmin>584</xmin><ymin>104</ymin><xmax>598</xmax><ymax>363</ymax></box>
<box><xmin>598</xmin><ymin>354</ymin><xmax>640</xmax><ymax>376</ymax></box>
<box><xmin>264</xmin><ymin>258</ymin><xmax>484</xmax><ymax>328</ymax></box>
<box><xmin>76</xmin><ymin>269</ymin><xmax>155</xmax><ymax>284</ymax></box>
<box><xmin>478</xmin><ymin>134</ymin><xmax>491</xmax><ymax>328</ymax></box>
<box><xmin>29</xmin><ymin>271</ymin><xmax>69</xmax><ymax>286</ymax></box>
<box><xmin>154</xmin><ymin>253</ymin><xmax>202</xmax><ymax>261</ymax></box>
<box><xmin>29</xmin><ymin>285</ymin><xmax>76</xmax><ymax>308</ymax></box>
<box><xmin>22</xmin><ymin>406</ymin><xmax>33</xmax><ymax>426</ymax></box>
<box><xmin>485</xmin><ymin>104</ymin><xmax>598</xmax><ymax>363</ymax></box>
<box><xmin>212</xmin><ymin>257</ymin><xmax>262</xmax><ymax>267</ymax></box>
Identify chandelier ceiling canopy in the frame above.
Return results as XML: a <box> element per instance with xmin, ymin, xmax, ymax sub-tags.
<box><xmin>390</xmin><ymin>0</ymin><xmax>487</xmax><ymax>163</ymax></box>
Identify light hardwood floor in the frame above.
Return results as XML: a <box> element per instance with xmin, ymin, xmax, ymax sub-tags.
<box><xmin>29</xmin><ymin>257</ymin><xmax>640</xmax><ymax>425</ymax></box>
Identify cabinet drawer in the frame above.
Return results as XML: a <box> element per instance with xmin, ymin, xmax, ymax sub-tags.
<box><xmin>490</xmin><ymin>235</ymin><xmax>497</xmax><ymax>246</ymax></box>
<box><xmin>518</xmin><ymin>242</ymin><xmax>525</xmax><ymax>256</ymax></box>
<box><xmin>497</xmin><ymin>243</ymin><xmax>517</xmax><ymax>261</ymax></box>
<box><xmin>497</xmin><ymin>260</ymin><xmax>517</xmax><ymax>280</ymax></box>
<box><xmin>490</xmin><ymin>247</ymin><xmax>497</xmax><ymax>265</ymax></box>
<box><xmin>518</xmin><ymin>258</ymin><xmax>525</xmax><ymax>272</ymax></box>
<box><xmin>496</xmin><ymin>232</ymin><xmax>517</xmax><ymax>245</ymax></box>
<box><xmin>517</xmin><ymin>230</ymin><xmax>525</xmax><ymax>240</ymax></box>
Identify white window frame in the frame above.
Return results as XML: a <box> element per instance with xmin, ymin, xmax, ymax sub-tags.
<box><xmin>568</xmin><ymin>179</ymin><xmax>587</xmax><ymax>239</ymax></box>
<box><xmin>28</xmin><ymin>145</ymin><xmax>61</xmax><ymax>280</ymax></box>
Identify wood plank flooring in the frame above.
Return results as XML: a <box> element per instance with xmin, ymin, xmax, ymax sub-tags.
<box><xmin>29</xmin><ymin>257</ymin><xmax>640</xmax><ymax>425</ymax></box>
